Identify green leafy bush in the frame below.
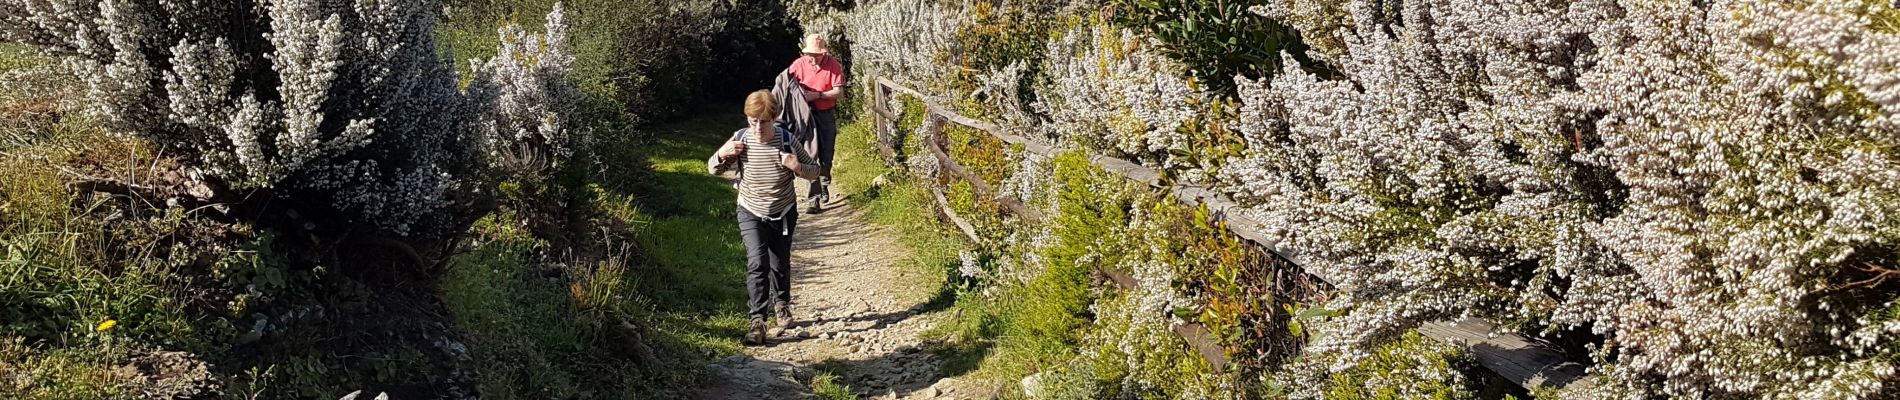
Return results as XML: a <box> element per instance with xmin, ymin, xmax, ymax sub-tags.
<box><xmin>1106</xmin><ymin>0</ymin><xmax>1322</xmax><ymax>94</ymax></box>
<box><xmin>451</xmin><ymin>0</ymin><xmax>800</xmax><ymax>125</ymax></box>
<box><xmin>1320</xmin><ymin>332</ymin><xmax>1488</xmax><ymax>400</ymax></box>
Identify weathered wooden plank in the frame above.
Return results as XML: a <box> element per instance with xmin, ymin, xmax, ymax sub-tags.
<box><xmin>935</xmin><ymin>111</ymin><xmax>1002</xmax><ymax>135</ymax></box>
<box><xmin>869</xmin><ymin>102</ymin><xmax>898</xmax><ymax>122</ymax></box>
<box><xmin>870</xmin><ymin>81</ymin><xmax>899</xmax><ymax>165</ymax></box>
<box><xmin>878</xmin><ymin>77</ymin><xmax>928</xmax><ymax>100</ymax></box>
<box><xmin>1172</xmin><ymin>322</ymin><xmax>1231</xmax><ymax>371</ymax></box>
<box><xmin>876</xmin><ymin>78</ymin><xmax>1058</xmax><ymax>157</ymax></box>
<box><xmin>1087</xmin><ymin>155</ymin><xmax>1161</xmax><ymax>186</ymax></box>
<box><xmin>927</xmin><ymin>181</ymin><xmax>982</xmax><ymax>245</ymax></box>
<box><xmin>922</xmin><ymin>115</ymin><xmax>1046</xmax><ymax>224</ymax></box>
<box><xmin>1419</xmin><ymin>320</ymin><xmax>1591</xmax><ymax>390</ymax></box>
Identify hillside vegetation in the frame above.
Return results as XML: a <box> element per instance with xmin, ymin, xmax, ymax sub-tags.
<box><xmin>2</xmin><ymin>0</ymin><xmax>1898</xmax><ymax>399</ymax></box>
<box><xmin>0</xmin><ymin>0</ymin><xmax>803</xmax><ymax>397</ymax></box>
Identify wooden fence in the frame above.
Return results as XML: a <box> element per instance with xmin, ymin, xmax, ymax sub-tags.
<box><xmin>866</xmin><ymin>77</ymin><xmax>1591</xmax><ymax>391</ymax></box>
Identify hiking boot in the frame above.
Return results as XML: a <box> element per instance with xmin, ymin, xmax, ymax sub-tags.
<box><xmin>767</xmin><ymin>304</ymin><xmax>794</xmax><ymax>338</ymax></box>
<box><xmin>807</xmin><ymin>180</ymin><xmax>830</xmax><ymax>213</ymax></box>
<box><xmin>775</xmin><ymin>303</ymin><xmax>795</xmax><ymax>328</ymax></box>
<box><xmin>819</xmin><ymin>176</ymin><xmax>832</xmax><ymax>202</ymax></box>
<box><xmin>744</xmin><ymin>317</ymin><xmax>768</xmax><ymax>345</ymax></box>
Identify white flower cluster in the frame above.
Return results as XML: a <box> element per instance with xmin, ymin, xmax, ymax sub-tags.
<box><xmin>997</xmin><ymin>222</ymin><xmax>1054</xmax><ymax>286</ymax></box>
<box><xmin>973</xmin><ymin>60</ymin><xmax>1042</xmax><ymax>136</ymax></box>
<box><xmin>1120</xmin><ymin>199</ymin><xmax>1198</xmax><ymax>325</ymax></box>
<box><xmin>1036</xmin><ymin>24</ymin><xmax>1213</xmax><ymax>175</ymax></box>
<box><xmin>1070</xmin><ymin>287</ymin><xmax>1227</xmax><ymax>400</ymax></box>
<box><xmin>996</xmin><ymin>150</ymin><xmax>1052</xmax><ymax>212</ymax></box>
<box><xmin>837</xmin><ymin>0</ymin><xmax>965</xmax><ymax>91</ymax></box>
<box><xmin>1221</xmin><ymin>0</ymin><xmax>1900</xmax><ymax>397</ymax></box>
<box><xmin>957</xmin><ymin>249</ymin><xmax>986</xmax><ymax>279</ymax></box>
<box><xmin>0</xmin><ymin>0</ymin><xmax>581</xmax><ymax>236</ymax></box>
<box><xmin>467</xmin><ymin>4</ymin><xmax>583</xmax><ymax>180</ymax></box>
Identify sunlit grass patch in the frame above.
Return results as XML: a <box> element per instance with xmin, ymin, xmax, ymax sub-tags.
<box><xmin>809</xmin><ymin>372</ymin><xmax>858</xmax><ymax>400</ymax></box>
<box><xmin>0</xmin><ymin>43</ymin><xmax>49</xmax><ymax>74</ymax></box>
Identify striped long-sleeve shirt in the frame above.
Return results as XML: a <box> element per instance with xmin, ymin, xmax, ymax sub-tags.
<box><xmin>726</xmin><ymin>127</ymin><xmax>818</xmax><ymax>219</ymax></box>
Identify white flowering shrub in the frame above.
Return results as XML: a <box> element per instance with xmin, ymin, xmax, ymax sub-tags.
<box><xmin>838</xmin><ymin>0</ymin><xmax>965</xmax><ymax>92</ymax></box>
<box><xmin>973</xmin><ymin>60</ymin><xmax>1043</xmax><ymax>136</ymax></box>
<box><xmin>842</xmin><ymin>0</ymin><xmax>1900</xmax><ymax>397</ymax></box>
<box><xmin>467</xmin><ymin>4</ymin><xmax>582</xmax><ymax>180</ymax></box>
<box><xmin>1036</xmin><ymin>23</ymin><xmax>1212</xmax><ymax>175</ymax></box>
<box><xmin>1226</xmin><ymin>0</ymin><xmax>1900</xmax><ymax>397</ymax></box>
<box><xmin>1052</xmin><ymin>291</ymin><xmax>1225</xmax><ymax>399</ymax></box>
<box><xmin>0</xmin><ymin>0</ymin><xmax>579</xmax><ymax>237</ymax></box>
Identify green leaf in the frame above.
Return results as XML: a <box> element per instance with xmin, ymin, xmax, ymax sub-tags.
<box><xmin>1296</xmin><ymin>307</ymin><xmax>1341</xmax><ymax>320</ymax></box>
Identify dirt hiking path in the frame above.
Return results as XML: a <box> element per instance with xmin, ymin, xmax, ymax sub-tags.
<box><xmin>698</xmin><ymin>185</ymin><xmax>991</xmax><ymax>399</ymax></box>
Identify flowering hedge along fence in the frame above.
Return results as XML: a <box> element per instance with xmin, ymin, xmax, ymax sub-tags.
<box><xmin>826</xmin><ymin>0</ymin><xmax>1900</xmax><ymax>398</ymax></box>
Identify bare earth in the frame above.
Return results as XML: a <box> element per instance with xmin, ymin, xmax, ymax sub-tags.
<box><xmin>698</xmin><ymin>186</ymin><xmax>994</xmax><ymax>400</ymax></box>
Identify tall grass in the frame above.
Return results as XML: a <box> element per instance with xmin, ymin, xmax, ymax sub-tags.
<box><xmin>0</xmin><ymin>68</ymin><xmax>236</xmax><ymax>398</ymax></box>
<box><xmin>437</xmin><ymin>106</ymin><xmax>770</xmax><ymax>398</ymax></box>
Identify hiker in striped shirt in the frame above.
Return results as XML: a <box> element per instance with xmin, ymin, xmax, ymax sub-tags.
<box><xmin>711</xmin><ymin>90</ymin><xmax>821</xmax><ymax>345</ymax></box>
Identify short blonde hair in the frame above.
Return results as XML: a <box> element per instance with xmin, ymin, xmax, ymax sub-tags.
<box><xmin>744</xmin><ymin>90</ymin><xmax>778</xmax><ymax>120</ymax></box>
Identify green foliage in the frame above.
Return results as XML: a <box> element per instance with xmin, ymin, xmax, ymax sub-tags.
<box><xmin>702</xmin><ymin>0</ymin><xmax>806</xmax><ymax>101</ymax></box>
<box><xmin>0</xmin><ymin>117</ymin><xmax>224</xmax><ymax>398</ymax></box>
<box><xmin>447</xmin><ymin>0</ymin><xmax>800</xmax><ymax>125</ymax></box>
<box><xmin>947</xmin><ymin>2</ymin><xmax>1058</xmax><ymax>118</ymax></box>
<box><xmin>950</xmin><ymin>2</ymin><xmax>1053</xmax><ymax>72</ymax></box>
<box><xmin>1106</xmin><ymin>0</ymin><xmax>1323</xmax><ymax>94</ymax></box>
<box><xmin>1865</xmin><ymin>0</ymin><xmax>1900</xmax><ymax>34</ymax></box>
<box><xmin>1322</xmin><ymin>332</ymin><xmax>1485</xmax><ymax>400</ymax></box>
<box><xmin>809</xmin><ymin>372</ymin><xmax>858</xmax><ymax>400</ymax></box>
<box><xmin>882</xmin><ymin>102</ymin><xmax>1317</xmax><ymax>396</ymax></box>
<box><xmin>0</xmin><ymin>339</ymin><xmax>134</xmax><ymax>399</ymax></box>
<box><xmin>446</xmin><ymin>107</ymin><xmax>780</xmax><ymax>398</ymax></box>
<box><xmin>442</xmin><ymin>214</ymin><xmax>593</xmax><ymax>398</ymax></box>
<box><xmin>5</xmin><ymin>3</ymin><xmax>812</xmax><ymax>398</ymax></box>
<box><xmin>939</xmin><ymin>123</ymin><xmax>1023</xmax><ymax>246</ymax></box>
<box><xmin>1140</xmin><ymin>195</ymin><xmax>1316</xmax><ymax>374</ymax></box>
<box><xmin>1002</xmin><ymin>151</ymin><xmax>1127</xmax><ymax>357</ymax></box>
<box><xmin>1171</xmin><ymin>94</ymin><xmax>1249</xmax><ymax>179</ymax></box>
<box><xmin>922</xmin><ymin>150</ymin><xmax>1136</xmax><ymax>395</ymax></box>
<box><xmin>945</xmin><ymin>125</ymin><xmax>1013</xmax><ymax>189</ymax></box>
<box><xmin>0</xmin><ymin>43</ymin><xmax>49</xmax><ymax>74</ymax></box>
<box><xmin>895</xmin><ymin>95</ymin><xmax>932</xmax><ymax>159</ymax></box>
<box><xmin>0</xmin><ymin>103</ymin><xmax>460</xmax><ymax>398</ymax></box>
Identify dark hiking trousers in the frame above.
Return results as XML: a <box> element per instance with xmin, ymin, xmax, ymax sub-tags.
<box><xmin>810</xmin><ymin>109</ymin><xmax>838</xmax><ymax>191</ymax></box>
<box><xmin>738</xmin><ymin>205</ymin><xmax>797</xmax><ymax>319</ymax></box>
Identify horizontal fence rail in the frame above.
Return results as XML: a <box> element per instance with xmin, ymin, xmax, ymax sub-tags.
<box><xmin>869</xmin><ymin>77</ymin><xmax>1589</xmax><ymax>390</ymax></box>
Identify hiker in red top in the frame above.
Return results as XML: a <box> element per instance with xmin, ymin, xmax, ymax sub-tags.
<box><xmin>789</xmin><ymin>34</ymin><xmax>845</xmax><ymax>212</ymax></box>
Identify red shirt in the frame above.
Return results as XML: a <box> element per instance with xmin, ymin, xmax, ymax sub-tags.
<box><xmin>789</xmin><ymin>55</ymin><xmax>845</xmax><ymax>111</ymax></box>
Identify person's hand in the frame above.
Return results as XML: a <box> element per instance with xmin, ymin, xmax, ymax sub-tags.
<box><xmin>804</xmin><ymin>89</ymin><xmax>822</xmax><ymax>100</ymax></box>
<box><xmin>721</xmin><ymin>142</ymin><xmax>746</xmax><ymax>161</ymax></box>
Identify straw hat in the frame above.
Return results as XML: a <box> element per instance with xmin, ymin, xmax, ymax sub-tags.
<box><xmin>800</xmin><ymin>34</ymin><xmax>829</xmax><ymax>56</ymax></box>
